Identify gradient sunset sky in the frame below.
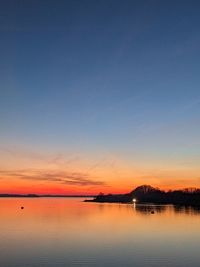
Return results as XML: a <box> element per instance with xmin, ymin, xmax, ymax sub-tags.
<box><xmin>1</xmin><ymin>0</ymin><xmax>200</xmax><ymax>194</ymax></box>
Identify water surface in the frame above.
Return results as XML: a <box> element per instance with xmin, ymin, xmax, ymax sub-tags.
<box><xmin>0</xmin><ymin>198</ymin><xmax>200</xmax><ymax>267</ymax></box>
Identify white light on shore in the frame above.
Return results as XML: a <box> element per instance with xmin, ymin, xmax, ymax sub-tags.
<box><xmin>133</xmin><ymin>198</ymin><xmax>137</xmax><ymax>203</ymax></box>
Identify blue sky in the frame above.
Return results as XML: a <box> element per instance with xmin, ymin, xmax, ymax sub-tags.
<box><xmin>1</xmin><ymin>0</ymin><xmax>200</xmax><ymax>192</ymax></box>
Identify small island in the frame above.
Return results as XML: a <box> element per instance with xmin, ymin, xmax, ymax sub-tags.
<box><xmin>85</xmin><ymin>185</ymin><xmax>200</xmax><ymax>206</ymax></box>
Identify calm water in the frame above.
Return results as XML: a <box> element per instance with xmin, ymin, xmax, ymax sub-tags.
<box><xmin>0</xmin><ymin>198</ymin><xmax>200</xmax><ymax>267</ymax></box>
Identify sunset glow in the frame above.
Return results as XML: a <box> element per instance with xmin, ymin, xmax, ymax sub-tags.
<box><xmin>1</xmin><ymin>1</ymin><xmax>200</xmax><ymax>195</ymax></box>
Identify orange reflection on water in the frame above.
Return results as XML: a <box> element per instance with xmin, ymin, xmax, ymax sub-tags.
<box><xmin>1</xmin><ymin>198</ymin><xmax>200</xmax><ymax>239</ymax></box>
<box><xmin>1</xmin><ymin>198</ymin><xmax>200</xmax><ymax>267</ymax></box>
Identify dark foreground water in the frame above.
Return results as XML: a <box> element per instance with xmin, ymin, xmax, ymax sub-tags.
<box><xmin>0</xmin><ymin>198</ymin><xmax>200</xmax><ymax>267</ymax></box>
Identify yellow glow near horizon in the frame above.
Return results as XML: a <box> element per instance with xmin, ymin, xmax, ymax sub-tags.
<box><xmin>0</xmin><ymin>146</ymin><xmax>200</xmax><ymax>194</ymax></box>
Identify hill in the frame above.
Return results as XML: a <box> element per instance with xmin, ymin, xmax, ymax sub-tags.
<box><xmin>85</xmin><ymin>185</ymin><xmax>200</xmax><ymax>206</ymax></box>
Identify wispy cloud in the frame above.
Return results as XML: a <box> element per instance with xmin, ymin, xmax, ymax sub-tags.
<box><xmin>0</xmin><ymin>169</ymin><xmax>105</xmax><ymax>186</ymax></box>
<box><xmin>0</xmin><ymin>145</ymin><xmax>82</xmax><ymax>168</ymax></box>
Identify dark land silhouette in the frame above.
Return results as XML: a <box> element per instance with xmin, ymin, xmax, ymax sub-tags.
<box><xmin>85</xmin><ymin>185</ymin><xmax>200</xmax><ymax>206</ymax></box>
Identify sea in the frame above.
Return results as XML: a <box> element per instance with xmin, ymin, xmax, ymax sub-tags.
<box><xmin>0</xmin><ymin>197</ymin><xmax>200</xmax><ymax>267</ymax></box>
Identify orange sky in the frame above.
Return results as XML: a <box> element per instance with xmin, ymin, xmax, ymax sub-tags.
<box><xmin>0</xmin><ymin>146</ymin><xmax>200</xmax><ymax>195</ymax></box>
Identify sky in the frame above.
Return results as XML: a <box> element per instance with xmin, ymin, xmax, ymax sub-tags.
<box><xmin>1</xmin><ymin>0</ymin><xmax>200</xmax><ymax>194</ymax></box>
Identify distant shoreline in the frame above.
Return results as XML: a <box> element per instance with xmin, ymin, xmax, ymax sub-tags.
<box><xmin>0</xmin><ymin>194</ymin><xmax>95</xmax><ymax>198</ymax></box>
